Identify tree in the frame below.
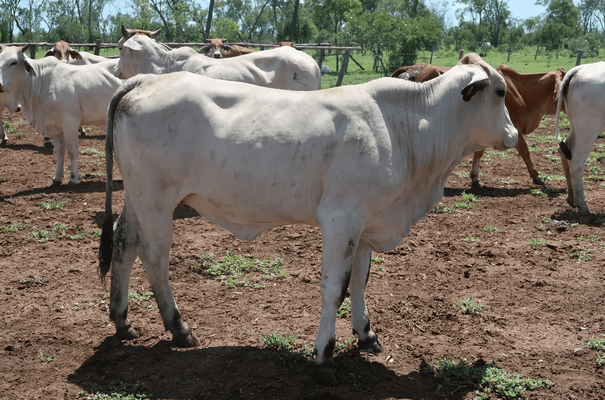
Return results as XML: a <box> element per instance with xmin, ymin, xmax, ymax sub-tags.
<box><xmin>536</xmin><ymin>0</ymin><xmax>579</xmax><ymax>51</ymax></box>
<box><xmin>309</xmin><ymin>0</ymin><xmax>362</xmax><ymax>43</ymax></box>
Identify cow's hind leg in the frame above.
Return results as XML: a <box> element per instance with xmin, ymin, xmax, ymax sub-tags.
<box><xmin>137</xmin><ymin>211</ymin><xmax>199</xmax><ymax>348</ymax></box>
<box><xmin>314</xmin><ymin>210</ymin><xmax>361</xmax><ymax>386</ymax></box>
<box><xmin>51</xmin><ymin>135</ymin><xmax>65</xmax><ymax>185</ymax></box>
<box><xmin>109</xmin><ymin>205</ymin><xmax>139</xmax><ymax>340</ymax></box>
<box><xmin>350</xmin><ymin>241</ymin><xmax>382</xmax><ymax>353</ymax></box>
<box><xmin>470</xmin><ymin>150</ymin><xmax>484</xmax><ymax>188</ymax></box>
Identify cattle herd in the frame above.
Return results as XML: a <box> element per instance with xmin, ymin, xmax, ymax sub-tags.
<box><xmin>0</xmin><ymin>28</ymin><xmax>602</xmax><ymax>385</ymax></box>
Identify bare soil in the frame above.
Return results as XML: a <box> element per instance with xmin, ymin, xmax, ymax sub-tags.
<box><xmin>0</xmin><ymin>109</ymin><xmax>604</xmax><ymax>400</ymax></box>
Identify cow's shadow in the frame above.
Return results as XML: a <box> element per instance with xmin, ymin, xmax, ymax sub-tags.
<box><xmin>1</xmin><ymin>180</ymin><xmax>120</xmax><ymax>201</ymax></box>
<box><xmin>66</xmin><ymin>336</ymin><xmax>473</xmax><ymax>400</ymax></box>
<box><xmin>0</xmin><ymin>142</ymin><xmax>54</xmax><ymax>155</ymax></box>
<box><xmin>444</xmin><ymin>185</ymin><xmax>565</xmax><ymax>198</ymax></box>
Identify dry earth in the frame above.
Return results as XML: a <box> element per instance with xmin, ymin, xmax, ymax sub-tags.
<box><xmin>0</xmin><ymin>108</ymin><xmax>604</xmax><ymax>400</ymax></box>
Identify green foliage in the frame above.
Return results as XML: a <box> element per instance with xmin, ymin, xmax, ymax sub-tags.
<box><xmin>86</xmin><ymin>382</ymin><xmax>152</xmax><ymax>400</ymax></box>
<box><xmin>338</xmin><ymin>297</ymin><xmax>352</xmax><ymax>318</ymax></box>
<box><xmin>528</xmin><ymin>237</ymin><xmax>546</xmax><ymax>246</ymax></box>
<box><xmin>432</xmin><ymin>358</ymin><xmax>555</xmax><ymax>399</ymax></box>
<box><xmin>38</xmin><ymin>351</ymin><xmax>54</xmax><ymax>363</ymax></box>
<box><xmin>482</xmin><ymin>225</ymin><xmax>500</xmax><ymax>232</ymax></box>
<box><xmin>0</xmin><ymin>223</ymin><xmax>29</xmax><ymax>232</ymax></box>
<box><xmin>80</xmin><ymin>148</ymin><xmax>105</xmax><ymax>157</ymax></box>
<box><xmin>23</xmin><ymin>224</ymin><xmax>100</xmax><ymax>242</ymax></box>
<box><xmin>128</xmin><ymin>291</ymin><xmax>155</xmax><ymax>310</ymax></box>
<box><xmin>570</xmin><ymin>247</ymin><xmax>592</xmax><ymax>262</ymax></box>
<box><xmin>455</xmin><ymin>297</ymin><xmax>484</xmax><ymax>315</ymax></box>
<box><xmin>192</xmin><ymin>252</ymin><xmax>286</xmax><ymax>288</ymax></box>
<box><xmin>39</xmin><ymin>198</ymin><xmax>68</xmax><ymax>210</ymax></box>
<box><xmin>259</xmin><ymin>330</ymin><xmax>297</xmax><ymax>350</ymax></box>
<box><xmin>462</xmin><ymin>236</ymin><xmax>480</xmax><ymax>242</ymax></box>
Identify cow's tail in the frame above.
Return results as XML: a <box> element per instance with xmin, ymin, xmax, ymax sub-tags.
<box><xmin>98</xmin><ymin>76</ymin><xmax>146</xmax><ymax>283</ymax></box>
<box><xmin>555</xmin><ymin>67</ymin><xmax>579</xmax><ymax>160</ymax></box>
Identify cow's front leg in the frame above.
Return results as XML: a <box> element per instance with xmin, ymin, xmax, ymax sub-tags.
<box><xmin>350</xmin><ymin>241</ymin><xmax>382</xmax><ymax>353</ymax></box>
<box><xmin>1</xmin><ymin>123</ymin><xmax>8</xmax><ymax>145</ymax></box>
<box><xmin>138</xmin><ymin>214</ymin><xmax>199</xmax><ymax>348</ymax></box>
<box><xmin>51</xmin><ymin>135</ymin><xmax>65</xmax><ymax>185</ymax></box>
<box><xmin>65</xmin><ymin>133</ymin><xmax>80</xmax><ymax>188</ymax></box>
<box><xmin>109</xmin><ymin>209</ymin><xmax>139</xmax><ymax>340</ymax></box>
<box><xmin>314</xmin><ymin>211</ymin><xmax>360</xmax><ymax>386</ymax></box>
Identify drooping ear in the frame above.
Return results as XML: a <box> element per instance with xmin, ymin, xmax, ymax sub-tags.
<box><xmin>68</xmin><ymin>48</ymin><xmax>83</xmax><ymax>61</ymax></box>
<box><xmin>23</xmin><ymin>58</ymin><xmax>37</xmax><ymax>77</ymax></box>
<box><xmin>461</xmin><ymin>73</ymin><xmax>489</xmax><ymax>102</ymax></box>
<box><xmin>0</xmin><ymin>43</ymin><xmax>5</xmax><ymax>52</ymax></box>
<box><xmin>43</xmin><ymin>48</ymin><xmax>56</xmax><ymax>58</ymax></box>
<box><xmin>150</xmin><ymin>28</ymin><xmax>162</xmax><ymax>39</ymax></box>
<box><xmin>123</xmin><ymin>38</ymin><xmax>143</xmax><ymax>51</ymax></box>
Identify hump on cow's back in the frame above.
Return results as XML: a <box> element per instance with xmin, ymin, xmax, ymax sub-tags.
<box><xmin>458</xmin><ymin>53</ymin><xmax>484</xmax><ymax>66</ymax></box>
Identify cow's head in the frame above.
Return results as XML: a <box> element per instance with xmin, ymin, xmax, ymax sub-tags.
<box><xmin>44</xmin><ymin>40</ymin><xmax>83</xmax><ymax>63</ymax></box>
<box><xmin>453</xmin><ymin>53</ymin><xmax>518</xmax><ymax>152</ymax></box>
<box><xmin>114</xmin><ymin>25</ymin><xmax>163</xmax><ymax>79</ymax></box>
<box><xmin>199</xmin><ymin>38</ymin><xmax>233</xmax><ymax>59</ymax></box>
<box><xmin>0</xmin><ymin>44</ymin><xmax>36</xmax><ymax>96</ymax></box>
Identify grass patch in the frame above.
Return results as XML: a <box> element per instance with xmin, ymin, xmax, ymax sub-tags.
<box><xmin>528</xmin><ymin>237</ymin><xmax>546</xmax><ymax>246</ymax></box>
<box><xmin>39</xmin><ymin>198</ymin><xmax>68</xmax><ymax>210</ymax></box>
<box><xmin>454</xmin><ymin>193</ymin><xmax>480</xmax><ymax>210</ymax></box>
<box><xmin>80</xmin><ymin>148</ymin><xmax>106</xmax><ymax>157</ymax></box>
<box><xmin>338</xmin><ymin>297</ymin><xmax>352</xmax><ymax>318</ymax></box>
<box><xmin>571</xmin><ymin>247</ymin><xmax>592</xmax><ymax>262</ymax></box>
<box><xmin>481</xmin><ymin>149</ymin><xmax>511</xmax><ymax>161</ymax></box>
<box><xmin>482</xmin><ymin>225</ymin><xmax>500</xmax><ymax>232</ymax></box>
<box><xmin>541</xmin><ymin>174</ymin><xmax>565</xmax><ymax>182</ymax></box>
<box><xmin>431</xmin><ymin>358</ymin><xmax>555</xmax><ymax>399</ymax></box>
<box><xmin>24</xmin><ymin>224</ymin><xmax>100</xmax><ymax>242</ymax></box>
<box><xmin>0</xmin><ymin>222</ymin><xmax>29</xmax><ymax>232</ymax></box>
<box><xmin>259</xmin><ymin>330</ymin><xmax>297</xmax><ymax>350</ymax></box>
<box><xmin>191</xmin><ymin>251</ymin><xmax>286</xmax><ymax>288</ymax></box>
<box><xmin>85</xmin><ymin>381</ymin><xmax>152</xmax><ymax>400</ymax></box>
<box><xmin>587</xmin><ymin>337</ymin><xmax>605</xmax><ymax>365</ymax></box>
<box><xmin>128</xmin><ymin>290</ymin><xmax>155</xmax><ymax>310</ymax></box>
<box><xmin>454</xmin><ymin>297</ymin><xmax>484</xmax><ymax>316</ymax></box>
<box><xmin>433</xmin><ymin>202</ymin><xmax>454</xmax><ymax>214</ymax></box>
<box><xmin>578</xmin><ymin>235</ymin><xmax>600</xmax><ymax>242</ymax></box>
<box><xmin>462</xmin><ymin>236</ymin><xmax>479</xmax><ymax>242</ymax></box>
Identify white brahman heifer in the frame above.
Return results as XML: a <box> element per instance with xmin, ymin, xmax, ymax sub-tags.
<box><xmin>115</xmin><ymin>26</ymin><xmax>321</xmax><ymax>90</ymax></box>
<box><xmin>555</xmin><ymin>61</ymin><xmax>605</xmax><ymax>213</ymax></box>
<box><xmin>0</xmin><ymin>91</ymin><xmax>22</xmax><ymax>144</ymax></box>
<box><xmin>98</xmin><ymin>54</ymin><xmax>517</xmax><ymax>385</ymax></box>
<box><xmin>0</xmin><ymin>44</ymin><xmax>122</xmax><ymax>187</ymax></box>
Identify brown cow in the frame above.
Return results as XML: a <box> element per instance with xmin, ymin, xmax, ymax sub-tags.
<box><xmin>199</xmin><ymin>38</ymin><xmax>258</xmax><ymax>59</ymax></box>
<box><xmin>394</xmin><ymin>63</ymin><xmax>566</xmax><ymax>187</ymax></box>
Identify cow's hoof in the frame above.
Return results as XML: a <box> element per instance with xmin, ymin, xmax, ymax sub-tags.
<box><xmin>533</xmin><ymin>176</ymin><xmax>545</xmax><ymax>186</ymax></box>
<box><xmin>1</xmin><ymin>139</ymin><xmax>8</xmax><ymax>145</ymax></box>
<box><xmin>43</xmin><ymin>139</ymin><xmax>53</xmax><ymax>148</ymax></box>
<box><xmin>51</xmin><ymin>180</ymin><xmax>62</xmax><ymax>187</ymax></box>
<box><xmin>172</xmin><ymin>329</ymin><xmax>200</xmax><ymax>348</ymax></box>
<box><xmin>314</xmin><ymin>366</ymin><xmax>338</xmax><ymax>386</ymax></box>
<box><xmin>116</xmin><ymin>326</ymin><xmax>139</xmax><ymax>340</ymax></box>
<box><xmin>66</xmin><ymin>181</ymin><xmax>79</xmax><ymax>190</ymax></box>
<box><xmin>358</xmin><ymin>335</ymin><xmax>383</xmax><ymax>353</ymax></box>
<box><xmin>471</xmin><ymin>180</ymin><xmax>483</xmax><ymax>189</ymax></box>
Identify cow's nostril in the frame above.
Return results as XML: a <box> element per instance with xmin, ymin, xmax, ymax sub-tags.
<box><xmin>214</xmin><ymin>54</ymin><xmax>221</xmax><ymax>59</ymax></box>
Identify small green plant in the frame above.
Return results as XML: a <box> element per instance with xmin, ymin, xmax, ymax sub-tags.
<box><xmin>455</xmin><ymin>297</ymin><xmax>484</xmax><ymax>315</ymax></box>
<box><xmin>571</xmin><ymin>247</ymin><xmax>592</xmax><ymax>262</ymax></box>
<box><xmin>431</xmin><ymin>358</ymin><xmax>555</xmax><ymax>400</ymax></box>
<box><xmin>128</xmin><ymin>291</ymin><xmax>155</xmax><ymax>310</ymax></box>
<box><xmin>0</xmin><ymin>222</ymin><xmax>29</xmax><ymax>232</ymax></box>
<box><xmin>434</xmin><ymin>202</ymin><xmax>454</xmax><ymax>214</ymax></box>
<box><xmin>338</xmin><ymin>297</ymin><xmax>352</xmax><ymax>318</ymax></box>
<box><xmin>578</xmin><ymin>235</ymin><xmax>600</xmax><ymax>242</ymax></box>
<box><xmin>541</xmin><ymin>174</ymin><xmax>565</xmax><ymax>182</ymax></box>
<box><xmin>25</xmin><ymin>224</ymin><xmax>69</xmax><ymax>242</ymax></box>
<box><xmin>86</xmin><ymin>381</ymin><xmax>152</xmax><ymax>400</ymax></box>
<box><xmin>454</xmin><ymin>193</ymin><xmax>480</xmax><ymax>209</ymax></box>
<box><xmin>14</xmin><ymin>131</ymin><xmax>23</xmax><ymax>138</ymax></box>
<box><xmin>371</xmin><ymin>257</ymin><xmax>384</xmax><ymax>263</ymax></box>
<box><xmin>259</xmin><ymin>330</ymin><xmax>297</xmax><ymax>350</ymax></box>
<box><xmin>462</xmin><ymin>236</ymin><xmax>480</xmax><ymax>242</ymax></box>
<box><xmin>528</xmin><ymin>237</ymin><xmax>546</xmax><ymax>246</ymax></box>
<box><xmin>529</xmin><ymin>188</ymin><xmax>548</xmax><ymax>197</ymax></box>
<box><xmin>38</xmin><ymin>351</ymin><xmax>54</xmax><ymax>363</ymax></box>
<box><xmin>80</xmin><ymin>148</ymin><xmax>105</xmax><ymax>157</ymax></box>
<box><xmin>39</xmin><ymin>198</ymin><xmax>68</xmax><ymax>210</ymax></box>
<box><xmin>482</xmin><ymin>225</ymin><xmax>500</xmax><ymax>232</ymax></box>
<box><xmin>192</xmin><ymin>252</ymin><xmax>286</xmax><ymax>288</ymax></box>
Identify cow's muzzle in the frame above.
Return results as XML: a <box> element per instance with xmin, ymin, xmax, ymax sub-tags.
<box><xmin>213</xmin><ymin>53</ymin><xmax>222</xmax><ymax>59</ymax></box>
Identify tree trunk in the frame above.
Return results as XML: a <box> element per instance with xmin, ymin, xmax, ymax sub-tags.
<box><xmin>88</xmin><ymin>0</ymin><xmax>93</xmax><ymax>42</ymax></box>
<box><xmin>290</xmin><ymin>0</ymin><xmax>299</xmax><ymax>41</ymax></box>
<box><xmin>205</xmin><ymin>0</ymin><xmax>215</xmax><ymax>39</ymax></box>
<box><xmin>246</xmin><ymin>0</ymin><xmax>271</xmax><ymax>42</ymax></box>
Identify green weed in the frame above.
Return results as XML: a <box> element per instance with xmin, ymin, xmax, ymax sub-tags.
<box><xmin>38</xmin><ymin>351</ymin><xmax>54</xmax><ymax>363</ymax></box>
<box><xmin>259</xmin><ymin>330</ymin><xmax>297</xmax><ymax>350</ymax></box>
<box><xmin>39</xmin><ymin>198</ymin><xmax>68</xmax><ymax>210</ymax></box>
<box><xmin>462</xmin><ymin>236</ymin><xmax>479</xmax><ymax>242</ymax></box>
<box><xmin>431</xmin><ymin>358</ymin><xmax>554</xmax><ymax>399</ymax></box>
<box><xmin>578</xmin><ymin>235</ymin><xmax>600</xmax><ymax>242</ymax></box>
<box><xmin>0</xmin><ymin>223</ymin><xmax>29</xmax><ymax>232</ymax></box>
<box><xmin>85</xmin><ymin>381</ymin><xmax>152</xmax><ymax>400</ymax></box>
<box><xmin>482</xmin><ymin>226</ymin><xmax>500</xmax><ymax>232</ymax></box>
<box><xmin>571</xmin><ymin>247</ymin><xmax>592</xmax><ymax>262</ymax></box>
<box><xmin>338</xmin><ymin>298</ymin><xmax>352</xmax><ymax>318</ymax></box>
<box><xmin>80</xmin><ymin>148</ymin><xmax>105</xmax><ymax>157</ymax></box>
<box><xmin>128</xmin><ymin>291</ymin><xmax>155</xmax><ymax>310</ymax></box>
<box><xmin>528</xmin><ymin>237</ymin><xmax>546</xmax><ymax>246</ymax></box>
<box><xmin>191</xmin><ymin>252</ymin><xmax>286</xmax><ymax>288</ymax></box>
<box><xmin>455</xmin><ymin>297</ymin><xmax>484</xmax><ymax>315</ymax></box>
<box><xmin>434</xmin><ymin>202</ymin><xmax>454</xmax><ymax>214</ymax></box>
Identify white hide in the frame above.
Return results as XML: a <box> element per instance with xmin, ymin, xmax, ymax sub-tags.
<box><xmin>555</xmin><ymin>61</ymin><xmax>605</xmax><ymax>213</ymax></box>
<box><xmin>100</xmin><ymin>54</ymin><xmax>517</xmax><ymax>385</ymax></box>
<box><xmin>0</xmin><ymin>45</ymin><xmax>122</xmax><ymax>186</ymax></box>
<box><xmin>114</xmin><ymin>34</ymin><xmax>321</xmax><ymax>91</ymax></box>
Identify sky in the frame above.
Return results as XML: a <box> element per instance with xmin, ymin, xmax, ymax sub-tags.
<box><xmin>446</xmin><ymin>0</ymin><xmax>549</xmax><ymax>27</ymax></box>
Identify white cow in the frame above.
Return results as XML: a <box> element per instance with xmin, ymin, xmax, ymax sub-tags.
<box><xmin>115</xmin><ymin>26</ymin><xmax>321</xmax><ymax>91</ymax></box>
<box><xmin>0</xmin><ymin>91</ymin><xmax>22</xmax><ymax>144</ymax></box>
<box><xmin>0</xmin><ymin>44</ymin><xmax>122</xmax><ymax>187</ymax></box>
<box><xmin>555</xmin><ymin>61</ymin><xmax>605</xmax><ymax>213</ymax></box>
<box><xmin>98</xmin><ymin>54</ymin><xmax>517</xmax><ymax>385</ymax></box>
<box><xmin>44</xmin><ymin>40</ymin><xmax>116</xmax><ymax>65</ymax></box>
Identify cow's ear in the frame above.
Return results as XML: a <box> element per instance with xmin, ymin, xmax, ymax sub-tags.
<box><xmin>68</xmin><ymin>48</ymin><xmax>83</xmax><ymax>61</ymax></box>
<box><xmin>150</xmin><ymin>28</ymin><xmax>162</xmax><ymax>39</ymax></box>
<box><xmin>123</xmin><ymin>38</ymin><xmax>143</xmax><ymax>51</ymax></box>
<box><xmin>23</xmin><ymin>58</ymin><xmax>37</xmax><ymax>77</ymax></box>
<box><xmin>461</xmin><ymin>77</ymin><xmax>489</xmax><ymax>102</ymax></box>
<box><xmin>222</xmin><ymin>44</ymin><xmax>234</xmax><ymax>52</ymax></box>
<box><xmin>22</xmin><ymin>43</ymin><xmax>30</xmax><ymax>54</ymax></box>
<box><xmin>43</xmin><ymin>48</ymin><xmax>55</xmax><ymax>58</ymax></box>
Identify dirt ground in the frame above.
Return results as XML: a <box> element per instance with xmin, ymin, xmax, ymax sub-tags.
<box><xmin>0</xmin><ymin>108</ymin><xmax>604</xmax><ymax>400</ymax></box>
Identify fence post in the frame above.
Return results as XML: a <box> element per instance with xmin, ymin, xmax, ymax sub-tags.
<box><xmin>458</xmin><ymin>50</ymin><xmax>464</xmax><ymax>60</ymax></box>
<box><xmin>29</xmin><ymin>45</ymin><xmax>37</xmax><ymax>59</ymax></box>
<box><xmin>430</xmin><ymin>45</ymin><xmax>434</xmax><ymax>64</ymax></box>
<box><xmin>335</xmin><ymin>50</ymin><xmax>350</xmax><ymax>87</ymax></box>
<box><xmin>507</xmin><ymin>43</ymin><xmax>511</xmax><ymax>62</ymax></box>
<box><xmin>576</xmin><ymin>50</ymin><xmax>583</xmax><ymax>66</ymax></box>
<box><xmin>94</xmin><ymin>39</ymin><xmax>101</xmax><ymax>55</ymax></box>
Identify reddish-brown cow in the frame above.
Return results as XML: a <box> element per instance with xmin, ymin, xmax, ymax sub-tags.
<box><xmin>199</xmin><ymin>38</ymin><xmax>258</xmax><ymax>59</ymax></box>
<box><xmin>393</xmin><ymin>63</ymin><xmax>566</xmax><ymax>187</ymax></box>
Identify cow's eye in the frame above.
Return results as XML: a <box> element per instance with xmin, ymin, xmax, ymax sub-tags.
<box><xmin>496</xmin><ymin>89</ymin><xmax>505</xmax><ymax>98</ymax></box>
<box><xmin>10</xmin><ymin>61</ymin><xmax>17</xmax><ymax>66</ymax></box>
